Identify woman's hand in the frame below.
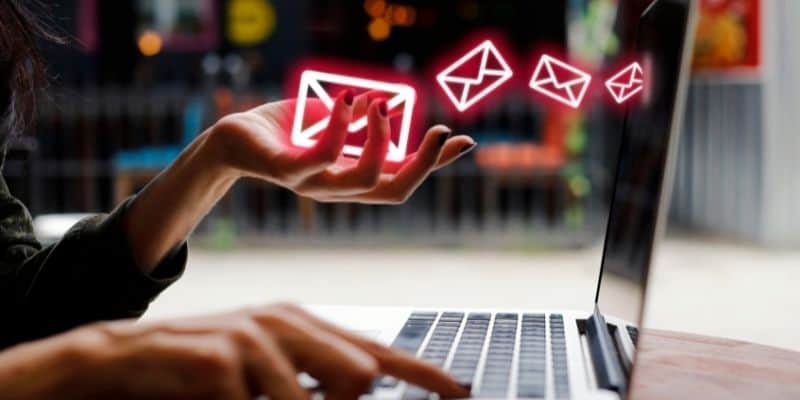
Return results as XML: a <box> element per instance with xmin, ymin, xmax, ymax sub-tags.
<box><xmin>207</xmin><ymin>90</ymin><xmax>476</xmax><ymax>204</ymax></box>
<box><xmin>124</xmin><ymin>91</ymin><xmax>474</xmax><ymax>271</ymax></box>
<box><xmin>0</xmin><ymin>303</ymin><xmax>469</xmax><ymax>400</ymax></box>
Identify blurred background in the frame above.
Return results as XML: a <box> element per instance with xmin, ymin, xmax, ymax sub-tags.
<box><xmin>7</xmin><ymin>0</ymin><xmax>800</xmax><ymax>351</ymax></box>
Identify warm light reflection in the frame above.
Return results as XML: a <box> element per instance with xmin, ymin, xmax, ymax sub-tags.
<box><xmin>137</xmin><ymin>30</ymin><xmax>163</xmax><ymax>57</ymax></box>
<box><xmin>364</xmin><ymin>0</ymin><xmax>386</xmax><ymax>18</ymax></box>
<box><xmin>391</xmin><ymin>5</ymin><xmax>416</xmax><ymax>26</ymax></box>
<box><xmin>367</xmin><ymin>18</ymin><xmax>391</xmax><ymax>41</ymax></box>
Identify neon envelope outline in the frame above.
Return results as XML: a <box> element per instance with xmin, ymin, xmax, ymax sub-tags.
<box><xmin>436</xmin><ymin>40</ymin><xmax>513</xmax><ymax>112</ymax></box>
<box><xmin>529</xmin><ymin>54</ymin><xmax>592</xmax><ymax>109</ymax></box>
<box><xmin>291</xmin><ymin>70</ymin><xmax>416</xmax><ymax>162</ymax></box>
<box><xmin>605</xmin><ymin>62</ymin><xmax>644</xmax><ymax>104</ymax></box>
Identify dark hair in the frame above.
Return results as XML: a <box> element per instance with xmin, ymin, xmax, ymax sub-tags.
<box><xmin>0</xmin><ymin>0</ymin><xmax>64</xmax><ymax>139</ymax></box>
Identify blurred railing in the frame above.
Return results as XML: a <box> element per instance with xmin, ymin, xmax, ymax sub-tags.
<box><xmin>4</xmin><ymin>87</ymin><xmax>615</xmax><ymax>248</ymax></box>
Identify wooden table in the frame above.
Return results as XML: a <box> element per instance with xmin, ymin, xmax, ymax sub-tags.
<box><xmin>630</xmin><ymin>330</ymin><xmax>800</xmax><ymax>399</ymax></box>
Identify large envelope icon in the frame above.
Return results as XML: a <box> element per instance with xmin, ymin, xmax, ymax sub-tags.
<box><xmin>605</xmin><ymin>62</ymin><xmax>644</xmax><ymax>104</ymax></box>
<box><xmin>529</xmin><ymin>55</ymin><xmax>592</xmax><ymax>109</ymax></box>
<box><xmin>436</xmin><ymin>40</ymin><xmax>513</xmax><ymax>112</ymax></box>
<box><xmin>291</xmin><ymin>70</ymin><xmax>416</xmax><ymax>162</ymax></box>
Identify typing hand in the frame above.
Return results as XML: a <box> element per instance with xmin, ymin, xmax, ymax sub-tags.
<box><xmin>51</xmin><ymin>303</ymin><xmax>469</xmax><ymax>399</ymax></box>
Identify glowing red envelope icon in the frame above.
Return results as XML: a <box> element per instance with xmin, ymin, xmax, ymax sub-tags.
<box><xmin>529</xmin><ymin>54</ymin><xmax>592</xmax><ymax>109</ymax></box>
<box><xmin>605</xmin><ymin>62</ymin><xmax>644</xmax><ymax>104</ymax></box>
<box><xmin>291</xmin><ymin>70</ymin><xmax>416</xmax><ymax>162</ymax></box>
<box><xmin>436</xmin><ymin>40</ymin><xmax>513</xmax><ymax>112</ymax></box>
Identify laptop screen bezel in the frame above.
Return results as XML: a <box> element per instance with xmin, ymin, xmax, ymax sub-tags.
<box><xmin>592</xmin><ymin>0</ymin><xmax>698</xmax><ymax>329</ymax></box>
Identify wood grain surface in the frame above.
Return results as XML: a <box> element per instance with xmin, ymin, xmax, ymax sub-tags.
<box><xmin>629</xmin><ymin>329</ymin><xmax>800</xmax><ymax>399</ymax></box>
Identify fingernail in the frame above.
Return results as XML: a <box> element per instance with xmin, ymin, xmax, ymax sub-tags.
<box><xmin>458</xmin><ymin>142</ymin><xmax>477</xmax><ymax>155</ymax></box>
<box><xmin>343</xmin><ymin>90</ymin><xmax>354</xmax><ymax>106</ymax></box>
<box><xmin>378</xmin><ymin>100</ymin><xmax>388</xmax><ymax>117</ymax></box>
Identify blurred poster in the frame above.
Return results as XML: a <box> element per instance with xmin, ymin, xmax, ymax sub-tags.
<box><xmin>693</xmin><ymin>0</ymin><xmax>761</xmax><ymax>73</ymax></box>
<box><xmin>136</xmin><ymin>0</ymin><xmax>218</xmax><ymax>52</ymax></box>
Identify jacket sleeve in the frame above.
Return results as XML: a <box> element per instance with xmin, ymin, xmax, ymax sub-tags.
<box><xmin>0</xmin><ymin>175</ymin><xmax>186</xmax><ymax>349</ymax></box>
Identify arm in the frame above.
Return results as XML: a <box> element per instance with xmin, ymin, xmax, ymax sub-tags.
<box><xmin>0</xmin><ymin>170</ymin><xmax>186</xmax><ymax>348</ymax></box>
<box><xmin>0</xmin><ymin>304</ymin><xmax>470</xmax><ymax>399</ymax></box>
<box><xmin>0</xmin><ymin>93</ymin><xmax>473</xmax><ymax>347</ymax></box>
<box><xmin>125</xmin><ymin>92</ymin><xmax>476</xmax><ymax>272</ymax></box>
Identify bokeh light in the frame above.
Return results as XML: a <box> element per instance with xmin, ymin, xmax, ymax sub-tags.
<box><xmin>367</xmin><ymin>17</ymin><xmax>391</xmax><ymax>41</ymax></box>
<box><xmin>390</xmin><ymin>5</ymin><xmax>416</xmax><ymax>27</ymax></box>
<box><xmin>364</xmin><ymin>0</ymin><xmax>386</xmax><ymax>18</ymax></box>
<box><xmin>137</xmin><ymin>30</ymin><xmax>163</xmax><ymax>57</ymax></box>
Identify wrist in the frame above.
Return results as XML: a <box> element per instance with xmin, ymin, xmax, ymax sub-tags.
<box><xmin>197</xmin><ymin>127</ymin><xmax>244</xmax><ymax>184</ymax></box>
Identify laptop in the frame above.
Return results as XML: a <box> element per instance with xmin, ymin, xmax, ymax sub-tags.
<box><xmin>310</xmin><ymin>1</ymin><xmax>698</xmax><ymax>398</ymax></box>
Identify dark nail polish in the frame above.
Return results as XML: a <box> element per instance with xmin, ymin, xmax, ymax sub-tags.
<box><xmin>378</xmin><ymin>100</ymin><xmax>388</xmax><ymax>117</ymax></box>
<box><xmin>344</xmin><ymin>90</ymin><xmax>354</xmax><ymax>106</ymax></box>
<box><xmin>458</xmin><ymin>142</ymin><xmax>477</xmax><ymax>155</ymax></box>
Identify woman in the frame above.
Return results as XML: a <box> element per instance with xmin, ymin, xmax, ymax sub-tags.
<box><xmin>0</xmin><ymin>1</ymin><xmax>475</xmax><ymax>398</ymax></box>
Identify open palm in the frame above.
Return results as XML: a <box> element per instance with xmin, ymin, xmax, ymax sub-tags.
<box><xmin>210</xmin><ymin>90</ymin><xmax>476</xmax><ymax>204</ymax></box>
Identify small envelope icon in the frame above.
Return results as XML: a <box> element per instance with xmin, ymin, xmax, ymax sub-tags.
<box><xmin>436</xmin><ymin>40</ymin><xmax>513</xmax><ymax>112</ymax></box>
<box><xmin>529</xmin><ymin>55</ymin><xmax>592</xmax><ymax>109</ymax></box>
<box><xmin>291</xmin><ymin>70</ymin><xmax>416</xmax><ymax>162</ymax></box>
<box><xmin>605</xmin><ymin>62</ymin><xmax>644</xmax><ymax>104</ymax></box>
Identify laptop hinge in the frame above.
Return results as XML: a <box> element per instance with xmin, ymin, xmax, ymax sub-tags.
<box><xmin>585</xmin><ymin>305</ymin><xmax>628</xmax><ymax>395</ymax></box>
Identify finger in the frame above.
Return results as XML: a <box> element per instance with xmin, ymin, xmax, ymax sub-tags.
<box><xmin>317</xmin><ymin>126</ymin><xmax>452</xmax><ymax>204</ymax></box>
<box><xmin>353</xmin><ymin>91</ymin><xmax>404</xmax><ymax>120</ymax></box>
<box><xmin>356</xmin><ymin>99</ymin><xmax>391</xmax><ymax>179</ymax></box>
<box><xmin>297</xmin><ymin>90</ymin><xmax>354</xmax><ymax>175</ymax></box>
<box><xmin>369</xmin><ymin>125</ymin><xmax>452</xmax><ymax>204</ymax></box>
<box><xmin>353</xmin><ymin>90</ymin><xmax>385</xmax><ymax>120</ymax></box>
<box><xmin>432</xmin><ymin>135</ymin><xmax>477</xmax><ymax>171</ymax></box>
<box><xmin>276</xmin><ymin>305</ymin><xmax>469</xmax><ymax>398</ymax></box>
<box><xmin>381</xmin><ymin>134</ymin><xmax>476</xmax><ymax>174</ymax></box>
<box><xmin>296</xmin><ymin>99</ymin><xmax>390</xmax><ymax>196</ymax></box>
<box><xmin>254</xmin><ymin>310</ymin><xmax>379</xmax><ymax>399</ymax></box>
<box><xmin>190</xmin><ymin>335</ymin><xmax>253</xmax><ymax>400</ymax></box>
<box><xmin>244</xmin><ymin>332</ymin><xmax>308</xmax><ymax>400</ymax></box>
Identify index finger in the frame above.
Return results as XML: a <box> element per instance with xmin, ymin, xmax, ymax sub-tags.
<box><xmin>279</xmin><ymin>305</ymin><xmax>469</xmax><ymax>398</ymax></box>
<box><xmin>297</xmin><ymin>90</ymin><xmax>354</xmax><ymax>173</ymax></box>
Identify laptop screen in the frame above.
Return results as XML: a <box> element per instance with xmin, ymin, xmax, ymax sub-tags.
<box><xmin>595</xmin><ymin>0</ymin><xmax>694</xmax><ymax>323</ymax></box>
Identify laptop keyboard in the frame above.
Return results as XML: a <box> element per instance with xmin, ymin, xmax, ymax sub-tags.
<box><xmin>626</xmin><ymin>326</ymin><xmax>639</xmax><ymax>346</ymax></box>
<box><xmin>381</xmin><ymin>311</ymin><xmax>570</xmax><ymax>399</ymax></box>
<box><xmin>549</xmin><ymin>314</ymin><xmax>569</xmax><ymax>398</ymax></box>
<box><xmin>477</xmin><ymin>313</ymin><xmax>518</xmax><ymax>397</ymax></box>
<box><xmin>516</xmin><ymin>314</ymin><xmax>547</xmax><ymax>398</ymax></box>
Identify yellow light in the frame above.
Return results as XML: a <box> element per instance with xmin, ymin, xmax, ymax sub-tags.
<box><xmin>367</xmin><ymin>17</ymin><xmax>391</xmax><ymax>41</ymax></box>
<box><xmin>364</xmin><ymin>0</ymin><xmax>386</xmax><ymax>18</ymax></box>
<box><xmin>227</xmin><ymin>0</ymin><xmax>277</xmax><ymax>46</ymax></box>
<box><xmin>137</xmin><ymin>30</ymin><xmax>163</xmax><ymax>57</ymax></box>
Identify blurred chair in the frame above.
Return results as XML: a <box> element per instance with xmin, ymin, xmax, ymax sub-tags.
<box><xmin>473</xmin><ymin>110</ymin><xmax>585</xmax><ymax>226</ymax></box>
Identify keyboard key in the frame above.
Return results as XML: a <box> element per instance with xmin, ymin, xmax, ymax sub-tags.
<box><xmin>418</xmin><ymin>312</ymin><xmax>463</xmax><ymax>367</ymax></box>
<box><xmin>627</xmin><ymin>325</ymin><xmax>639</xmax><ymax>346</ymax></box>
<box><xmin>517</xmin><ymin>314</ymin><xmax>546</xmax><ymax>398</ymax></box>
<box><xmin>400</xmin><ymin>313</ymin><xmax>465</xmax><ymax>400</ymax></box>
<box><xmin>402</xmin><ymin>384</ymin><xmax>429</xmax><ymax>400</ymax></box>
<box><xmin>376</xmin><ymin>312</ymin><xmax>437</xmax><ymax>390</ymax></box>
<box><xmin>448</xmin><ymin>313</ymin><xmax>491</xmax><ymax>388</ymax></box>
<box><xmin>550</xmin><ymin>314</ymin><xmax>570</xmax><ymax>399</ymax></box>
<box><xmin>476</xmin><ymin>313</ymin><xmax>518</xmax><ymax>398</ymax></box>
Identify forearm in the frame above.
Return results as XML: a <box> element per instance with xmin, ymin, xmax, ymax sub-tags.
<box><xmin>123</xmin><ymin>128</ymin><xmax>239</xmax><ymax>273</ymax></box>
